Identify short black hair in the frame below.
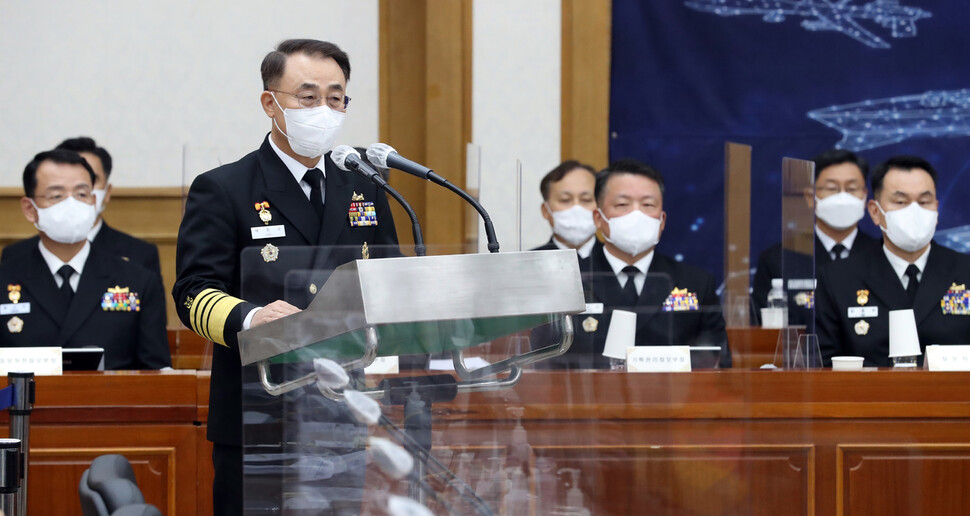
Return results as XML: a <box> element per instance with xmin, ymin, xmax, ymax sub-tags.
<box><xmin>539</xmin><ymin>160</ymin><xmax>597</xmax><ymax>201</ymax></box>
<box><xmin>595</xmin><ymin>159</ymin><xmax>665</xmax><ymax>205</ymax></box>
<box><xmin>23</xmin><ymin>149</ymin><xmax>96</xmax><ymax>198</ymax></box>
<box><xmin>812</xmin><ymin>149</ymin><xmax>868</xmax><ymax>182</ymax></box>
<box><xmin>55</xmin><ymin>136</ymin><xmax>113</xmax><ymax>179</ymax></box>
<box><xmin>871</xmin><ymin>155</ymin><xmax>938</xmax><ymax>197</ymax></box>
<box><xmin>261</xmin><ymin>39</ymin><xmax>351</xmax><ymax>90</ymax></box>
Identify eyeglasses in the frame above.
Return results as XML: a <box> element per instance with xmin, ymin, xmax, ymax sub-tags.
<box><xmin>270</xmin><ymin>90</ymin><xmax>351</xmax><ymax>111</ymax></box>
<box><xmin>816</xmin><ymin>184</ymin><xmax>864</xmax><ymax>196</ymax></box>
<box><xmin>34</xmin><ymin>187</ymin><xmax>93</xmax><ymax>206</ymax></box>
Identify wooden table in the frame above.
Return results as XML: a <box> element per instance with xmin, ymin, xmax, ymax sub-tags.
<box><xmin>3</xmin><ymin>367</ymin><xmax>969</xmax><ymax>515</ymax></box>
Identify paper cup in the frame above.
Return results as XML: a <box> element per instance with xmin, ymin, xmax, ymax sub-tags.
<box><xmin>888</xmin><ymin>309</ymin><xmax>921</xmax><ymax>358</ymax></box>
<box><xmin>831</xmin><ymin>356</ymin><xmax>864</xmax><ymax>371</ymax></box>
<box><xmin>603</xmin><ymin>310</ymin><xmax>637</xmax><ymax>359</ymax></box>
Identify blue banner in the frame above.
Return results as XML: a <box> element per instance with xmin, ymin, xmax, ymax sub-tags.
<box><xmin>610</xmin><ymin>0</ymin><xmax>970</xmax><ymax>285</ymax></box>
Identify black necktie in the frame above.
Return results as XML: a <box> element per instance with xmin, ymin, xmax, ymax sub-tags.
<box><xmin>905</xmin><ymin>264</ymin><xmax>920</xmax><ymax>303</ymax></box>
<box><xmin>622</xmin><ymin>265</ymin><xmax>640</xmax><ymax>305</ymax></box>
<box><xmin>303</xmin><ymin>168</ymin><xmax>325</xmax><ymax>219</ymax></box>
<box><xmin>57</xmin><ymin>265</ymin><xmax>75</xmax><ymax>304</ymax></box>
<box><xmin>831</xmin><ymin>243</ymin><xmax>846</xmax><ymax>261</ymax></box>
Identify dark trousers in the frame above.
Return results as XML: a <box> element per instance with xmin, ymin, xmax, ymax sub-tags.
<box><xmin>212</xmin><ymin>442</ymin><xmax>242</xmax><ymax>515</ymax></box>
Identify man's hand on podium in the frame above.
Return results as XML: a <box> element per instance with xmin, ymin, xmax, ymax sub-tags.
<box><xmin>251</xmin><ymin>300</ymin><xmax>301</xmax><ymax>327</ymax></box>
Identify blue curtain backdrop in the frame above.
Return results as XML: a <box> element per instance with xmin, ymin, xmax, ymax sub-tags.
<box><xmin>610</xmin><ymin>0</ymin><xmax>970</xmax><ymax>287</ymax></box>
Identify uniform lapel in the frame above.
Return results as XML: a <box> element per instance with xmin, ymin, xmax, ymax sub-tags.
<box><xmin>318</xmin><ymin>156</ymin><xmax>352</xmax><ymax>247</ymax></box>
<box><xmin>586</xmin><ymin>246</ymin><xmax>626</xmax><ymax>308</ymax></box>
<box><xmin>257</xmin><ymin>138</ymin><xmax>320</xmax><ymax>244</ymax></box>
<box><xmin>54</xmin><ymin>252</ymin><xmax>108</xmax><ymax>346</ymax></box>
<box><xmin>913</xmin><ymin>244</ymin><xmax>952</xmax><ymax>325</ymax></box>
<box><xmin>20</xmin><ymin>246</ymin><xmax>68</xmax><ymax>324</ymax></box>
<box><xmin>814</xmin><ymin>235</ymin><xmax>833</xmax><ymax>266</ymax></box>
<box><xmin>863</xmin><ymin>250</ymin><xmax>909</xmax><ymax>310</ymax></box>
<box><xmin>638</xmin><ymin>253</ymin><xmax>676</xmax><ymax>325</ymax></box>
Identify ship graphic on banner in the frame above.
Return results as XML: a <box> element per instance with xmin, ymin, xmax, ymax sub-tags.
<box><xmin>807</xmin><ymin>89</ymin><xmax>970</xmax><ymax>151</ymax></box>
<box><xmin>684</xmin><ymin>0</ymin><xmax>931</xmax><ymax>49</ymax></box>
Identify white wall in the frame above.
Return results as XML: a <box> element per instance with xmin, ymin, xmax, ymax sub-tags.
<box><xmin>472</xmin><ymin>0</ymin><xmax>561</xmax><ymax>252</ymax></box>
<box><xmin>0</xmin><ymin>0</ymin><xmax>379</xmax><ymax>187</ymax></box>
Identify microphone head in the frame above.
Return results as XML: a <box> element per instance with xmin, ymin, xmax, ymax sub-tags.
<box><xmin>366</xmin><ymin>143</ymin><xmax>397</xmax><ymax>168</ymax></box>
<box><xmin>331</xmin><ymin>145</ymin><xmax>361</xmax><ymax>171</ymax></box>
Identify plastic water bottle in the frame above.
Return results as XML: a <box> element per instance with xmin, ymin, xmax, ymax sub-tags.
<box><xmin>762</xmin><ymin>278</ymin><xmax>788</xmax><ymax>328</ymax></box>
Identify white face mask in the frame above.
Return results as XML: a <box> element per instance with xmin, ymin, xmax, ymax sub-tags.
<box><xmin>815</xmin><ymin>192</ymin><xmax>865</xmax><ymax>230</ymax></box>
<box><xmin>877</xmin><ymin>201</ymin><xmax>938</xmax><ymax>253</ymax></box>
<box><xmin>271</xmin><ymin>93</ymin><xmax>345</xmax><ymax>159</ymax></box>
<box><xmin>93</xmin><ymin>187</ymin><xmax>108</xmax><ymax>215</ymax></box>
<box><xmin>31</xmin><ymin>197</ymin><xmax>97</xmax><ymax>244</ymax></box>
<box><xmin>548</xmin><ymin>204</ymin><xmax>596</xmax><ymax>246</ymax></box>
<box><xmin>598</xmin><ymin>209</ymin><xmax>662</xmax><ymax>256</ymax></box>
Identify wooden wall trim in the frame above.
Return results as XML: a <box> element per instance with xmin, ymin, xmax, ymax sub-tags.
<box><xmin>561</xmin><ymin>0</ymin><xmax>612</xmax><ymax>168</ymax></box>
<box><xmin>380</xmin><ymin>0</ymin><xmax>472</xmax><ymax>249</ymax></box>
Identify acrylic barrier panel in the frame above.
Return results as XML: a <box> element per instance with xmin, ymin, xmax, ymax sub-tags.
<box><xmin>237</xmin><ymin>245</ymin><xmax>581</xmax><ymax>514</ymax></box>
<box><xmin>230</xmin><ymin>242</ymin><xmax>963</xmax><ymax>515</ymax></box>
<box><xmin>533</xmin><ymin>271</ymin><xmax>732</xmax><ymax>370</ymax></box>
<box><xmin>780</xmin><ymin>157</ymin><xmax>817</xmax><ymax>333</ymax></box>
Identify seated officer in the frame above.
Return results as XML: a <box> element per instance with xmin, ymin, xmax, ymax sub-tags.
<box><xmin>0</xmin><ymin>150</ymin><xmax>170</xmax><ymax>370</ymax></box>
<box><xmin>532</xmin><ymin>160</ymin><xmax>598</xmax><ymax>259</ymax></box>
<box><xmin>542</xmin><ymin>159</ymin><xmax>729</xmax><ymax>369</ymax></box>
<box><xmin>816</xmin><ymin>155</ymin><xmax>970</xmax><ymax>366</ymax></box>
<box><xmin>752</xmin><ymin>149</ymin><xmax>881</xmax><ymax>326</ymax></box>
<box><xmin>2</xmin><ymin>137</ymin><xmax>162</xmax><ymax>281</ymax></box>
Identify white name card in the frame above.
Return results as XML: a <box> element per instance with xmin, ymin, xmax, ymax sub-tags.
<box><xmin>251</xmin><ymin>225</ymin><xmax>286</xmax><ymax>240</ymax></box>
<box><xmin>626</xmin><ymin>346</ymin><xmax>692</xmax><ymax>372</ymax></box>
<box><xmin>0</xmin><ymin>347</ymin><xmax>63</xmax><ymax>376</ymax></box>
<box><xmin>364</xmin><ymin>356</ymin><xmax>399</xmax><ymax>375</ymax></box>
<box><xmin>788</xmin><ymin>279</ymin><xmax>815</xmax><ymax>291</ymax></box>
<box><xmin>925</xmin><ymin>345</ymin><xmax>970</xmax><ymax>371</ymax></box>
<box><xmin>0</xmin><ymin>302</ymin><xmax>30</xmax><ymax>315</ymax></box>
<box><xmin>583</xmin><ymin>303</ymin><xmax>604</xmax><ymax>314</ymax></box>
<box><xmin>848</xmin><ymin>306</ymin><xmax>878</xmax><ymax>318</ymax></box>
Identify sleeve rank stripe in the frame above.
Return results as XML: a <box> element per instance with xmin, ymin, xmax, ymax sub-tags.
<box><xmin>205</xmin><ymin>294</ymin><xmax>243</xmax><ymax>346</ymax></box>
<box><xmin>189</xmin><ymin>289</ymin><xmax>222</xmax><ymax>341</ymax></box>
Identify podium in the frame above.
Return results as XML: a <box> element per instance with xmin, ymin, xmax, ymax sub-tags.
<box><xmin>239</xmin><ymin>249</ymin><xmax>586</xmax><ymax>395</ymax></box>
<box><xmin>236</xmin><ymin>248</ymin><xmax>586</xmax><ymax>513</ymax></box>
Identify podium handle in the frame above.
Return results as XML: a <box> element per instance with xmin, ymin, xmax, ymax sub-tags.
<box><xmin>452</xmin><ymin>314</ymin><xmax>574</xmax><ymax>380</ymax></box>
<box><xmin>258</xmin><ymin>326</ymin><xmax>380</xmax><ymax>396</ymax></box>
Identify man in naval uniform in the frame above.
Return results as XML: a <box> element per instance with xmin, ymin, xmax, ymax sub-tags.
<box><xmin>0</xmin><ymin>149</ymin><xmax>169</xmax><ymax>370</ymax></box>
<box><xmin>172</xmin><ymin>39</ymin><xmax>398</xmax><ymax>515</ymax></box>
<box><xmin>540</xmin><ymin>159</ymin><xmax>729</xmax><ymax>369</ymax></box>
<box><xmin>752</xmin><ymin>149</ymin><xmax>881</xmax><ymax>327</ymax></box>
<box><xmin>531</xmin><ymin>160</ymin><xmax>599</xmax><ymax>259</ymax></box>
<box><xmin>2</xmin><ymin>137</ymin><xmax>162</xmax><ymax>283</ymax></box>
<box><xmin>816</xmin><ymin>155</ymin><xmax>970</xmax><ymax>366</ymax></box>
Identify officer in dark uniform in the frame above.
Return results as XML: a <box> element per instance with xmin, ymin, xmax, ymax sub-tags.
<box><xmin>2</xmin><ymin>137</ymin><xmax>162</xmax><ymax>281</ymax></box>
<box><xmin>816</xmin><ymin>155</ymin><xmax>970</xmax><ymax>366</ymax></box>
<box><xmin>540</xmin><ymin>159</ymin><xmax>729</xmax><ymax>369</ymax></box>
<box><xmin>0</xmin><ymin>149</ymin><xmax>170</xmax><ymax>370</ymax></box>
<box><xmin>172</xmin><ymin>39</ymin><xmax>398</xmax><ymax>515</ymax></box>
<box><xmin>752</xmin><ymin>149</ymin><xmax>881</xmax><ymax>327</ymax></box>
<box><xmin>531</xmin><ymin>160</ymin><xmax>598</xmax><ymax>259</ymax></box>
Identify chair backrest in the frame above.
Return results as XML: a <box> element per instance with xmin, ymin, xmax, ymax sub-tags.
<box><xmin>78</xmin><ymin>455</ymin><xmax>159</xmax><ymax>516</ymax></box>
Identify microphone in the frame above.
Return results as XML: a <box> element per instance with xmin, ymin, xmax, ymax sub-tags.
<box><xmin>331</xmin><ymin>146</ymin><xmax>426</xmax><ymax>256</ymax></box>
<box><xmin>367</xmin><ymin>143</ymin><xmax>500</xmax><ymax>253</ymax></box>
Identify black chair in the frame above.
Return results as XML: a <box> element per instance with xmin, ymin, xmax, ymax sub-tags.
<box><xmin>78</xmin><ymin>454</ymin><xmax>162</xmax><ymax>516</ymax></box>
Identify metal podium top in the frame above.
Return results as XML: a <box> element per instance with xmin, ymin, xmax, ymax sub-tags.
<box><xmin>237</xmin><ymin>250</ymin><xmax>586</xmax><ymax>365</ymax></box>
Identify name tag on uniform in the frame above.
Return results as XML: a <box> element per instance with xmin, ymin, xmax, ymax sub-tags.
<box><xmin>788</xmin><ymin>279</ymin><xmax>816</xmax><ymax>291</ymax></box>
<box><xmin>0</xmin><ymin>303</ymin><xmax>30</xmax><ymax>315</ymax></box>
<box><xmin>848</xmin><ymin>306</ymin><xmax>878</xmax><ymax>318</ymax></box>
<box><xmin>251</xmin><ymin>225</ymin><xmax>286</xmax><ymax>240</ymax></box>
<box><xmin>582</xmin><ymin>303</ymin><xmax>604</xmax><ymax>314</ymax></box>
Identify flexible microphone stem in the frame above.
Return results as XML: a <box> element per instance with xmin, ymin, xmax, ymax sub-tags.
<box><xmin>380</xmin><ymin>182</ymin><xmax>427</xmax><ymax>257</ymax></box>
<box><xmin>426</xmin><ymin>173</ymin><xmax>499</xmax><ymax>253</ymax></box>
